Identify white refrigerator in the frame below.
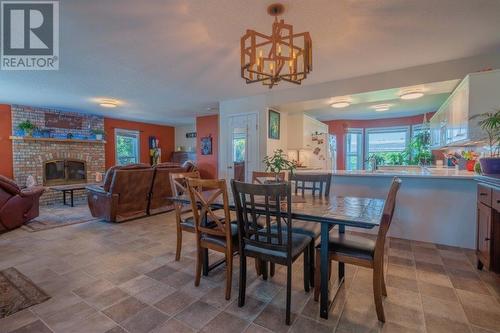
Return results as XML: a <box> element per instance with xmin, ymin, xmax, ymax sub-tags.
<box><xmin>298</xmin><ymin>133</ymin><xmax>337</xmax><ymax>171</ymax></box>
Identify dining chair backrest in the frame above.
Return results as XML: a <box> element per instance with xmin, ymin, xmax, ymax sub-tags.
<box><xmin>289</xmin><ymin>173</ymin><xmax>332</xmax><ymax>197</ymax></box>
<box><xmin>231</xmin><ymin>180</ymin><xmax>293</xmax><ymax>257</ymax></box>
<box><xmin>169</xmin><ymin>171</ymin><xmax>201</xmax><ymax>214</ymax></box>
<box><xmin>187</xmin><ymin>178</ymin><xmax>232</xmax><ymax>240</ymax></box>
<box><xmin>374</xmin><ymin>177</ymin><xmax>402</xmax><ymax>260</ymax></box>
<box><xmin>251</xmin><ymin>171</ymin><xmax>286</xmax><ymax>184</ymax></box>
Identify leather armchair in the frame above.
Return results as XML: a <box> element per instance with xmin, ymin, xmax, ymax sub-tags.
<box><xmin>148</xmin><ymin>163</ymin><xmax>187</xmax><ymax>215</ymax></box>
<box><xmin>0</xmin><ymin>175</ymin><xmax>44</xmax><ymax>232</ymax></box>
<box><xmin>87</xmin><ymin>164</ymin><xmax>154</xmax><ymax>222</ymax></box>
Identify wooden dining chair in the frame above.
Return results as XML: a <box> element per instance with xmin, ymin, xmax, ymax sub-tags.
<box><xmin>251</xmin><ymin>171</ymin><xmax>286</xmax><ymax>184</ymax></box>
<box><xmin>169</xmin><ymin>171</ymin><xmax>201</xmax><ymax>261</ymax></box>
<box><xmin>314</xmin><ymin>177</ymin><xmax>402</xmax><ymax>322</ymax></box>
<box><xmin>288</xmin><ymin>173</ymin><xmax>332</xmax><ymax>287</ymax></box>
<box><xmin>186</xmin><ymin>178</ymin><xmax>238</xmax><ymax>300</ymax></box>
<box><xmin>231</xmin><ymin>180</ymin><xmax>312</xmax><ymax>325</ymax></box>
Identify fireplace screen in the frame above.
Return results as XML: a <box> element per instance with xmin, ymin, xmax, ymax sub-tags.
<box><xmin>44</xmin><ymin>159</ymin><xmax>86</xmax><ymax>186</ymax></box>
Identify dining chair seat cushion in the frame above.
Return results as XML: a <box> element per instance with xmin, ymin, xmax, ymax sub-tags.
<box><xmin>245</xmin><ymin>232</ymin><xmax>311</xmax><ymax>259</ymax></box>
<box><xmin>320</xmin><ymin>230</ymin><xmax>376</xmax><ymax>260</ymax></box>
<box><xmin>290</xmin><ymin>221</ymin><xmax>321</xmax><ymax>239</ymax></box>
<box><xmin>200</xmin><ymin>222</ymin><xmax>239</xmax><ymax>248</ymax></box>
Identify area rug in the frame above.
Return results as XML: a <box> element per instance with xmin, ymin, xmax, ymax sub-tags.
<box><xmin>0</xmin><ymin>267</ymin><xmax>50</xmax><ymax>318</ymax></box>
<box><xmin>22</xmin><ymin>203</ymin><xmax>100</xmax><ymax>232</ymax></box>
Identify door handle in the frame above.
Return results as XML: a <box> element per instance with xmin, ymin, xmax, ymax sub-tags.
<box><xmin>485</xmin><ymin>238</ymin><xmax>491</xmax><ymax>241</ymax></box>
<box><xmin>227</xmin><ymin>166</ymin><xmax>233</xmax><ymax>169</ymax></box>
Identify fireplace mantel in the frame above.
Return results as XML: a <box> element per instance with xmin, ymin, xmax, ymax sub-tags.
<box><xmin>9</xmin><ymin>136</ymin><xmax>106</xmax><ymax>144</ymax></box>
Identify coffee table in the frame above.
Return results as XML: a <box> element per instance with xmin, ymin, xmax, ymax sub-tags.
<box><xmin>49</xmin><ymin>183</ymin><xmax>102</xmax><ymax>207</ymax></box>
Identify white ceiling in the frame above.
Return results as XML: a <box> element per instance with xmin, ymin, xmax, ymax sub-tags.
<box><xmin>278</xmin><ymin>79</ymin><xmax>460</xmax><ymax>120</ymax></box>
<box><xmin>0</xmin><ymin>0</ymin><xmax>499</xmax><ymax>125</ymax></box>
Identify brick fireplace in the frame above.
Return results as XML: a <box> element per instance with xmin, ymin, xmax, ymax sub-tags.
<box><xmin>11</xmin><ymin>105</ymin><xmax>106</xmax><ymax>205</ymax></box>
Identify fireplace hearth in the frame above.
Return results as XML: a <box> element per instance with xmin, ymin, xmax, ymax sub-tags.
<box><xmin>44</xmin><ymin>159</ymin><xmax>87</xmax><ymax>186</ymax></box>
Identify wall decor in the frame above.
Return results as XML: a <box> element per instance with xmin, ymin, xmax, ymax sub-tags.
<box><xmin>45</xmin><ymin>113</ymin><xmax>83</xmax><ymax>129</ymax></box>
<box><xmin>200</xmin><ymin>136</ymin><xmax>213</xmax><ymax>155</ymax></box>
<box><xmin>149</xmin><ymin>136</ymin><xmax>161</xmax><ymax>165</ymax></box>
<box><xmin>186</xmin><ymin>132</ymin><xmax>197</xmax><ymax>138</ymax></box>
<box><xmin>268</xmin><ymin>110</ymin><xmax>280</xmax><ymax>140</ymax></box>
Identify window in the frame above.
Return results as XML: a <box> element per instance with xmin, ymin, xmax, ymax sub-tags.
<box><xmin>365</xmin><ymin>126</ymin><xmax>410</xmax><ymax>166</ymax></box>
<box><xmin>233</xmin><ymin>134</ymin><xmax>246</xmax><ymax>163</ymax></box>
<box><xmin>345</xmin><ymin>128</ymin><xmax>363</xmax><ymax>170</ymax></box>
<box><xmin>115</xmin><ymin>129</ymin><xmax>140</xmax><ymax>165</ymax></box>
<box><xmin>411</xmin><ymin>124</ymin><xmax>424</xmax><ymax>138</ymax></box>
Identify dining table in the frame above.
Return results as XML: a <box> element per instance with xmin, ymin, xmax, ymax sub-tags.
<box><xmin>169</xmin><ymin>190</ymin><xmax>385</xmax><ymax>319</ymax></box>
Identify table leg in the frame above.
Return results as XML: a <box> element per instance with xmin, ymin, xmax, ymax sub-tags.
<box><xmin>63</xmin><ymin>191</ymin><xmax>66</xmax><ymax>206</ymax></box>
<box><xmin>338</xmin><ymin>225</ymin><xmax>345</xmax><ymax>281</ymax></box>
<box><xmin>320</xmin><ymin>222</ymin><xmax>330</xmax><ymax>319</ymax></box>
<box><xmin>70</xmin><ymin>190</ymin><xmax>74</xmax><ymax>207</ymax></box>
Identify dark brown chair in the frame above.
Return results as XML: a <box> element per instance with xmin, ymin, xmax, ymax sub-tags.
<box><xmin>314</xmin><ymin>177</ymin><xmax>402</xmax><ymax>322</ymax></box>
<box><xmin>187</xmin><ymin>178</ymin><xmax>238</xmax><ymax>300</ymax></box>
<box><xmin>0</xmin><ymin>175</ymin><xmax>44</xmax><ymax>232</ymax></box>
<box><xmin>288</xmin><ymin>173</ymin><xmax>332</xmax><ymax>286</ymax></box>
<box><xmin>148</xmin><ymin>163</ymin><xmax>186</xmax><ymax>215</ymax></box>
<box><xmin>87</xmin><ymin>164</ymin><xmax>154</xmax><ymax>222</ymax></box>
<box><xmin>251</xmin><ymin>171</ymin><xmax>286</xmax><ymax>184</ymax></box>
<box><xmin>169</xmin><ymin>171</ymin><xmax>201</xmax><ymax>261</ymax></box>
<box><xmin>231</xmin><ymin>180</ymin><xmax>312</xmax><ymax>325</ymax></box>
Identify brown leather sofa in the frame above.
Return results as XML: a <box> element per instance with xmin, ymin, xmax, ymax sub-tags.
<box><xmin>0</xmin><ymin>175</ymin><xmax>45</xmax><ymax>232</ymax></box>
<box><xmin>87</xmin><ymin>161</ymin><xmax>198</xmax><ymax>222</ymax></box>
<box><xmin>87</xmin><ymin>164</ymin><xmax>155</xmax><ymax>223</ymax></box>
<box><xmin>148</xmin><ymin>163</ymin><xmax>186</xmax><ymax>215</ymax></box>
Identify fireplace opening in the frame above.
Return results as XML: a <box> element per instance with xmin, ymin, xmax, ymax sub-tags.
<box><xmin>44</xmin><ymin>159</ymin><xmax>87</xmax><ymax>186</ymax></box>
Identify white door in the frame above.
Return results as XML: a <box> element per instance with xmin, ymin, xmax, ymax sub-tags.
<box><xmin>227</xmin><ymin>113</ymin><xmax>259</xmax><ymax>182</ymax></box>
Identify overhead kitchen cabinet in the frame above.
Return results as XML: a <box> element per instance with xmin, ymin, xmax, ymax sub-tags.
<box><xmin>287</xmin><ymin>113</ymin><xmax>329</xmax><ymax>150</ymax></box>
<box><xmin>430</xmin><ymin>69</ymin><xmax>500</xmax><ymax>148</ymax></box>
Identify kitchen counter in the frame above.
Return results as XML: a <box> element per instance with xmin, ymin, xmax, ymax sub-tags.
<box><xmin>331</xmin><ymin>168</ymin><xmax>475</xmax><ymax>180</ymax></box>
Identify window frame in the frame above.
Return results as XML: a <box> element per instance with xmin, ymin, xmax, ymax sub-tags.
<box><xmin>344</xmin><ymin>128</ymin><xmax>364</xmax><ymax>170</ymax></box>
<box><xmin>365</xmin><ymin>126</ymin><xmax>410</xmax><ymax>154</ymax></box>
<box><xmin>115</xmin><ymin>128</ymin><xmax>141</xmax><ymax>166</ymax></box>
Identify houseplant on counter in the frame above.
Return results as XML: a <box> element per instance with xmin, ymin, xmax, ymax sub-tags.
<box><xmin>470</xmin><ymin>109</ymin><xmax>500</xmax><ymax>175</ymax></box>
<box><xmin>17</xmin><ymin>120</ymin><xmax>37</xmax><ymax>137</ymax></box>
<box><xmin>262</xmin><ymin>149</ymin><xmax>297</xmax><ymax>182</ymax></box>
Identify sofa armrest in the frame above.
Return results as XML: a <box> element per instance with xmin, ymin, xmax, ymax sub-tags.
<box><xmin>20</xmin><ymin>186</ymin><xmax>45</xmax><ymax>198</ymax></box>
<box><xmin>86</xmin><ymin>185</ymin><xmax>108</xmax><ymax>195</ymax></box>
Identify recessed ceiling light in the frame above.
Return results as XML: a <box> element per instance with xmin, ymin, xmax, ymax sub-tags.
<box><xmin>330</xmin><ymin>101</ymin><xmax>351</xmax><ymax>108</ymax></box>
<box><xmin>400</xmin><ymin>88</ymin><xmax>425</xmax><ymax>100</ymax></box>
<box><xmin>372</xmin><ymin>104</ymin><xmax>391</xmax><ymax>112</ymax></box>
<box><xmin>98</xmin><ymin>99</ymin><xmax>119</xmax><ymax>108</ymax></box>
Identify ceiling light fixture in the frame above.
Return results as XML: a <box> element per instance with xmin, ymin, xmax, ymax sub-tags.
<box><xmin>330</xmin><ymin>101</ymin><xmax>351</xmax><ymax>108</ymax></box>
<box><xmin>240</xmin><ymin>3</ymin><xmax>312</xmax><ymax>89</ymax></box>
<box><xmin>372</xmin><ymin>104</ymin><xmax>391</xmax><ymax>112</ymax></box>
<box><xmin>98</xmin><ymin>99</ymin><xmax>119</xmax><ymax>108</ymax></box>
<box><xmin>400</xmin><ymin>89</ymin><xmax>424</xmax><ymax>100</ymax></box>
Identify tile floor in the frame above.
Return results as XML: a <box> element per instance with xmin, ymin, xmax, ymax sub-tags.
<box><xmin>1</xmin><ymin>211</ymin><xmax>500</xmax><ymax>333</ymax></box>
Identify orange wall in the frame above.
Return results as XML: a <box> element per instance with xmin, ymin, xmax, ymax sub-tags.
<box><xmin>196</xmin><ymin>115</ymin><xmax>218</xmax><ymax>179</ymax></box>
<box><xmin>104</xmin><ymin>118</ymin><xmax>175</xmax><ymax>169</ymax></box>
<box><xmin>324</xmin><ymin>113</ymin><xmax>434</xmax><ymax>170</ymax></box>
<box><xmin>0</xmin><ymin>105</ymin><xmax>13</xmax><ymax>178</ymax></box>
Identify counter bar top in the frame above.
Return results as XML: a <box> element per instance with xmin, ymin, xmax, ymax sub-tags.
<box><xmin>296</xmin><ymin>168</ymin><xmax>475</xmax><ymax>180</ymax></box>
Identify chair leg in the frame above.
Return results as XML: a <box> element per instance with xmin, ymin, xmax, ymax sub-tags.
<box><xmin>270</xmin><ymin>263</ymin><xmax>275</xmax><ymax>277</ymax></box>
<box><xmin>286</xmin><ymin>263</ymin><xmax>292</xmax><ymax>325</ymax></box>
<box><xmin>238</xmin><ymin>254</ymin><xmax>247</xmax><ymax>307</ymax></box>
<box><xmin>255</xmin><ymin>259</ymin><xmax>262</xmax><ymax>276</ymax></box>
<box><xmin>195</xmin><ymin>244</ymin><xmax>203</xmax><ymax>287</ymax></box>
<box><xmin>225</xmin><ymin>250</ymin><xmax>233</xmax><ymax>300</ymax></box>
<box><xmin>309</xmin><ymin>241</ymin><xmax>315</xmax><ymax>288</ymax></box>
<box><xmin>314</xmin><ymin>249</ymin><xmax>320</xmax><ymax>301</ymax></box>
<box><xmin>373</xmin><ymin>266</ymin><xmax>385</xmax><ymax>322</ymax></box>
<box><xmin>261</xmin><ymin>260</ymin><xmax>268</xmax><ymax>281</ymax></box>
<box><xmin>175</xmin><ymin>227</ymin><xmax>182</xmax><ymax>261</ymax></box>
<box><xmin>303</xmin><ymin>246</ymin><xmax>310</xmax><ymax>293</ymax></box>
<box><xmin>381</xmin><ymin>257</ymin><xmax>387</xmax><ymax>297</ymax></box>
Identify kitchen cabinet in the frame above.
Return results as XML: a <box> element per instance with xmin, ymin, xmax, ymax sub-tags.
<box><xmin>430</xmin><ymin>69</ymin><xmax>500</xmax><ymax>148</ymax></box>
<box><xmin>476</xmin><ymin>182</ymin><xmax>500</xmax><ymax>272</ymax></box>
<box><xmin>287</xmin><ymin>114</ymin><xmax>328</xmax><ymax>150</ymax></box>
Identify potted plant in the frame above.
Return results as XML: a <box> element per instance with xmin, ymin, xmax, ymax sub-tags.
<box><xmin>262</xmin><ymin>149</ymin><xmax>297</xmax><ymax>182</ymax></box>
<box><xmin>91</xmin><ymin>129</ymin><xmax>106</xmax><ymax>141</ymax></box>
<box><xmin>470</xmin><ymin>109</ymin><xmax>500</xmax><ymax>175</ymax></box>
<box><xmin>17</xmin><ymin>120</ymin><xmax>37</xmax><ymax>137</ymax></box>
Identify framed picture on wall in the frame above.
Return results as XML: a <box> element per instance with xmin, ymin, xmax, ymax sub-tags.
<box><xmin>200</xmin><ymin>136</ymin><xmax>212</xmax><ymax>155</ymax></box>
<box><xmin>268</xmin><ymin>109</ymin><xmax>280</xmax><ymax>140</ymax></box>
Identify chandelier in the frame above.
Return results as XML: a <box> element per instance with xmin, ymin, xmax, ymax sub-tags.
<box><xmin>240</xmin><ymin>3</ymin><xmax>312</xmax><ymax>89</ymax></box>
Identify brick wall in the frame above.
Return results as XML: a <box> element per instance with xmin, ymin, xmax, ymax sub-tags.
<box><xmin>11</xmin><ymin>105</ymin><xmax>106</xmax><ymax>205</ymax></box>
